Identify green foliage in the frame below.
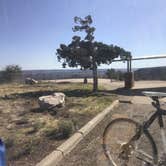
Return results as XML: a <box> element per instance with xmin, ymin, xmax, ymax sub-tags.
<box><xmin>56</xmin><ymin>15</ymin><xmax>131</xmax><ymax>70</ymax></box>
<box><xmin>106</xmin><ymin>69</ymin><xmax>116</xmax><ymax>79</ymax></box>
<box><xmin>4</xmin><ymin>65</ymin><xmax>22</xmax><ymax>73</ymax></box>
<box><xmin>45</xmin><ymin>120</ymin><xmax>73</xmax><ymax>139</ymax></box>
<box><xmin>56</xmin><ymin>15</ymin><xmax>131</xmax><ymax>91</ymax></box>
<box><xmin>4</xmin><ymin>137</ymin><xmax>14</xmax><ymax>148</ymax></box>
<box><xmin>58</xmin><ymin>120</ymin><xmax>73</xmax><ymax>139</ymax></box>
<box><xmin>106</xmin><ymin>69</ymin><xmax>124</xmax><ymax>81</ymax></box>
<box><xmin>44</xmin><ymin>127</ymin><xmax>59</xmax><ymax>139</ymax></box>
<box><xmin>1</xmin><ymin>65</ymin><xmax>22</xmax><ymax>83</ymax></box>
<box><xmin>116</xmin><ymin>71</ymin><xmax>125</xmax><ymax>81</ymax></box>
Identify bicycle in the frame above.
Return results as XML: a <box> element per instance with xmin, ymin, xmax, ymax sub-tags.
<box><xmin>102</xmin><ymin>91</ymin><xmax>166</xmax><ymax>166</ymax></box>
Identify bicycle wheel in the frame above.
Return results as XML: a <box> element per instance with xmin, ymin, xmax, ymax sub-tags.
<box><xmin>103</xmin><ymin>118</ymin><xmax>157</xmax><ymax>166</ymax></box>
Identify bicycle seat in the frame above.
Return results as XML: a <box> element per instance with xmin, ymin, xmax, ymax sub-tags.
<box><xmin>142</xmin><ymin>91</ymin><xmax>166</xmax><ymax>98</ymax></box>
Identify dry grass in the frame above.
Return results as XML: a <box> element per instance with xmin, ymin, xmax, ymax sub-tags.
<box><xmin>0</xmin><ymin>81</ymin><xmax>116</xmax><ymax>165</ymax></box>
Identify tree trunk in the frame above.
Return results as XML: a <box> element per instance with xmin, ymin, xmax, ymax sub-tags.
<box><xmin>91</xmin><ymin>43</ymin><xmax>98</xmax><ymax>92</ymax></box>
<box><xmin>84</xmin><ymin>77</ymin><xmax>88</xmax><ymax>84</ymax></box>
<box><xmin>92</xmin><ymin>63</ymin><xmax>98</xmax><ymax>92</ymax></box>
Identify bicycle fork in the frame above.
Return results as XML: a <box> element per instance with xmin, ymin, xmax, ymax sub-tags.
<box><xmin>160</xmin><ymin>128</ymin><xmax>166</xmax><ymax>154</ymax></box>
<box><xmin>158</xmin><ymin>114</ymin><xmax>166</xmax><ymax>154</ymax></box>
<box><xmin>157</xmin><ymin>113</ymin><xmax>166</xmax><ymax>166</ymax></box>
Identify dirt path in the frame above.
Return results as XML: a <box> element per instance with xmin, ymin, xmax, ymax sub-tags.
<box><xmin>58</xmin><ymin>101</ymin><xmax>166</xmax><ymax>166</ymax></box>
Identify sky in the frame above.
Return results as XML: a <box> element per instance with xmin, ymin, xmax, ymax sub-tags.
<box><xmin>0</xmin><ymin>0</ymin><xmax>166</xmax><ymax>70</ymax></box>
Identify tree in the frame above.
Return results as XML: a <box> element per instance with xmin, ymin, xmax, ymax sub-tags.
<box><xmin>116</xmin><ymin>70</ymin><xmax>124</xmax><ymax>81</ymax></box>
<box><xmin>106</xmin><ymin>69</ymin><xmax>116</xmax><ymax>82</ymax></box>
<box><xmin>2</xmin><ymin>65</ymin><xmax>22</xmax><ymax>82</ymax></box>
<box><xmin>56</xmin><ymin>15</ymin><xmax>131</xmax><ymax>91</ymax></box>
<box><xmin>106</xmin><ymin>69</ymin><xmax>125</xmax><ymax>81</ymax></box>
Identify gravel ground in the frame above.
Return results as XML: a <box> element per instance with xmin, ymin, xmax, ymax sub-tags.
<box><xmin>58</xmin><ymin>101</ymin><xmax>166</xmax><ymax>166</ymax></box>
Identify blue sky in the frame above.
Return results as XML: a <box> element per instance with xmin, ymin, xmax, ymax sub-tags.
<box><xmin>0</xmin><ymin>0</ymin><xmax>166</xmax><ymax>70</ymax></box>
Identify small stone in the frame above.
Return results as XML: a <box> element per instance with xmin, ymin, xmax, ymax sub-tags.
<box><xmin>6</xmin><ymin>124</ymin><xmax>14</xmax><ymax>130</ymax></box>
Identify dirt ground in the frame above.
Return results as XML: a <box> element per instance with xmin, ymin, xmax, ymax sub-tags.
<box><xmin>0</xmin><ymin>82</ymin><xmax>115</xmax><ymax>166</ymax></box>
<box><xmin>1</xmin><ymin>79</ymin><xmax>166</xmax><ymax>166</ymax></box>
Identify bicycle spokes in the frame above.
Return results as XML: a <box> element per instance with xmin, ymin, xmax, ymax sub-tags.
<box><xmin>103</xmin><ymin>118</ymin><xmax>156</xmax><ymax>166</ymax></box>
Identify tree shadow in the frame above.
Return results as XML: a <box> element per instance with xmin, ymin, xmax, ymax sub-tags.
<box><xmin>107</xmin><ymin>86</ymin><xmax>166</xmax><ymax>97</ymax></box>
<box><xmin>56</xmin><ymin>81</ymin><xmax>71</xmax><ymax>84</ymax></box>
<box><xmin>1</xmin><ymin>88</ymin><xmax>114</xmax><ymax>100</ymax></box>
<box><xmin>1</xmin><ymin>90</ymin><xmax>55</xmax><ymax>100</ymax></box>
<box><xmin>31</xmin><ymin>107</ymin><xmax>44</xmax><ymax>113</ymax></box>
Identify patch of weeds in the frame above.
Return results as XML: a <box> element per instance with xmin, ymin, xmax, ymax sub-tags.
<box><xmin>66</xmin><ymin>102</ymin><xmax>85</xmax><ymax>109</ymax></box>
<box><xmin>14</xmin><ymin>118</ymin><xmax>29</xmax><ymax>125</ymax></box>
<box><xmin>58</xmin><ymin>120</ymin><xmax>74</xmax><ymax>139</ymax></box>
<box><xmin>23</xmin><ymin>121</ymin><xmax>45</xmax><ymax>135</ymax></box>
<box><xmin>44</xmin><ymin>127</ymin><xmax>59</xmax><ymax>139</ymax></box>
<box><xmin>97</xmin><ymin>96</ymin><xmax>113</xmax><ymax>103</ymax></box>
<box><xmin>4</xmin><ymin>138</ymin><xmax>14</xmax><ymax>148</ymax></box>
<box><xmin>22</xmin><ymin>127</ymin><xmax>38</xmax><ymax>135</ymax></box>
<box><xmin>17</xmin><ymin>110</ymin><xmax>28</xmax><ymax>116</ymax></box>
<box><xmin>45</xmin><ymin>120</ymin><xmax>74</xmax><ymax>140</ymax></box>
<box><xmin>54</xmin><ymin>108</ymin><xmax>70</xmax><ymax>118</ymax></box>
<box><xmin>34</xmin><ymin>120</ymin><xmax>46</xmax><ymax>129</ymax></box>
<box><xmin>71</xmin><ymin>117</ymin><xmax>79</xmax><ymax>130</ymax></box>
<box><xmin>10</xmin><ymin>138</ymin><xmax>40</xmax><ymax>160</ymax></box>
<box><xmin>11</xmin><ymin>144</ymin><xmax>31</xmax><ymax>160</ymax></box>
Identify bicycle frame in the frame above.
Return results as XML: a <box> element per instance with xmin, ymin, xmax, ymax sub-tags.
<box><xmin>130</xmin><ymin>97</ymin><xmax>166</xmax><ymax>165</ymax></box>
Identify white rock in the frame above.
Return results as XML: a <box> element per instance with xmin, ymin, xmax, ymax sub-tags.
<box><xmin>25</xmin><ymin>77</ymin><xmax>38</xmax><ymax>84</ymax></box>
<box><xmin>38</xmin><ymin>93</ymin><xmax>65</xmax><ymax>110</ymax></box>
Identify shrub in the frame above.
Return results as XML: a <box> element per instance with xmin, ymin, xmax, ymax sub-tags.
<box><xmin>44</xmin><ymin>127</ymin><xmax>59</xmax><ymax>139</ymax></box>
<box><xmin>58</xmin><ymin>120</ymin><xmax>73</xmax><ymax>139</ymax></box>
<box><xmin>1</xmin><ymin>65</ymin><xmax>22</xmax><ymax>83</ymax></box>
<box><xmin>4</xmin><ymin>138</ymin><xmax>14</xmax><ymax>148</ymax></box>
<box><xmin>106</xmin><ymin>69</ymin><xmax>124</xmax><ymax>81</ymax></box>
<box><xmin>45</xmin><ymin>120</ymin><xmax>73</xmax><ymax>139</ymax></box>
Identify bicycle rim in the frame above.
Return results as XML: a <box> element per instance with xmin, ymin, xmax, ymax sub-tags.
<box><xmin>103</xmin><ymin>118</ymin><xmax>156</xmax><ymax>166</ymax></box>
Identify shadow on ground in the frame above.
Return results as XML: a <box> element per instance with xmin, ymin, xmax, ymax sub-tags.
<box><xmin>1</xmin><ymin>89</ymin><xmax>116</xmax><ymax>100</ymax></box>
<box><xmin>106</xmin><ymin>86</ymin><xmax>166</xmax><ymax>97</ymax></box>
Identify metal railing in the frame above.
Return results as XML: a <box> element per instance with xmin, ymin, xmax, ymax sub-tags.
<box><xmin>113</xmin><ymin>54</ymin><xmax>166</xmax><ymax>72</ymax></box>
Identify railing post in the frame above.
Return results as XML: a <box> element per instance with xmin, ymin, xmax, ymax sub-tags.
<box><xmin>125</xmin><ymin>57</ymin><xmax>134</xmax><ymax>89</ymax></box>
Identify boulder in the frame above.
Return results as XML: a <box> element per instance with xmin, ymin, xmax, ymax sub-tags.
<box><xmin>25</xmin><ymin>77</ymin><xmax>38</xmax><ymax>85</ymax></box>
<box><xmin>38</xmin><ymin>93</ymin><xmax>65</xmax><ymax>110</ymax></box>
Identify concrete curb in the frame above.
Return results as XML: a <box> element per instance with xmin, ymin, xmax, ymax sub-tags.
<box><xmin>36</xmin><ymin>100</ymin><xmax>119</xmax><ymax>166</ymax></box>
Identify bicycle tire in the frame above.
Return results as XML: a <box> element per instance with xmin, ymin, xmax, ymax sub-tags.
<box><xmin>102</xmin><ymin>118</ymin><xmax>158</xmax><ymax>166</ymax></box>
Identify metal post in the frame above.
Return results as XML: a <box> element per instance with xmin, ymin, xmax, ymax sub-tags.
<box><xmin>129</xmin><ymin>58</ymin><xmax>132</xmax><ymax>72</ymax></box>
<box><xmin>127</xmin><ymin>60</ymin><xmax>129</xmax><ymax>72</ymax></box>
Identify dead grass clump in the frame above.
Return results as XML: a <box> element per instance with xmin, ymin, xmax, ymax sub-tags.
<box><xmin>44</xmin><ymin>120</ymin><xmax>74</xmax><ymax>139</ymax></box>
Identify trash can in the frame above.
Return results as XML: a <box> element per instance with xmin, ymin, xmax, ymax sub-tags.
<box><xmin>124</xmin><ymin>72</ymin><xmax>134</xmax><ymax>89</ymax></box>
